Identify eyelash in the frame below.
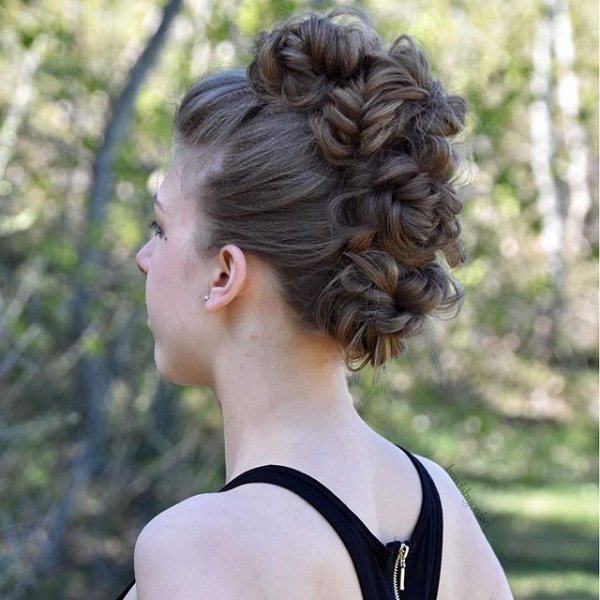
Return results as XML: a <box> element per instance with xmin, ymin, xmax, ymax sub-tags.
<box><xmin>148</xmin><ymin>220</ymin><xmax>165</xmax><ymax>239</ymax></box>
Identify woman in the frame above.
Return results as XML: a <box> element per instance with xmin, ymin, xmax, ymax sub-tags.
<box><xmin>116</xmin><ymin>8</ymin><xmax>513</xmax><ymax>599</ymax></box>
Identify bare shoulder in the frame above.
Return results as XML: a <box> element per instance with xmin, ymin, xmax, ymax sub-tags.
<box><xmin>133</xmin><ymin>486</ymin><xmax>330</xmax><ymax>600</ymax></box>
<box><xmin>413</xmin><ymin>453</ymin><xmax>514</xmax><ymax>600</ymax></box>
<box><xmin>133</xmin><ymin>491</ymin><xmax>253</xmax><ymax>599</ymax></box>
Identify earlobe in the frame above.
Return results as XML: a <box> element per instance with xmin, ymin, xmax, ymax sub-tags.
<box><xmin>205</xmin><ymin>245</ymin><xmax>247</xmax><ymax>310</ymax></box>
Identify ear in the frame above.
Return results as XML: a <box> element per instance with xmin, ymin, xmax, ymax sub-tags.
<box><xmin>204</xmin><ymin>245</ymin><xmax>247</xmax><ymax>311</ymax></box>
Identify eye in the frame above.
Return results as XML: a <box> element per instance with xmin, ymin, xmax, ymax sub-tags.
<box><xmin>148</xmin><ymin>219</ymin><xmax>165</xmax><ymax>239</ymax></box>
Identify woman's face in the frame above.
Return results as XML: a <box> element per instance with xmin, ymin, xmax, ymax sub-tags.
<box><xmin>136</xmin><ymin>157</ymin><xmax>212</xmax><ymax>385</ymax></box>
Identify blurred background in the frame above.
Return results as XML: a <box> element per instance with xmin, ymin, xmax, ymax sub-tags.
<box><xmin>0</xmin><ymin>0</ymin><xmax>597</xmax><ymax>598</ymax></box>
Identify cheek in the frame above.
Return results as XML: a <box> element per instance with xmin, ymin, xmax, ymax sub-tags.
<box><xmin>144</xmin><ymin>251</ymin><xmax>175</xmax><ymax>319</ymax></box>
<box><xmin>145</xmin><ymin>247</ymin><xmax>198</xmax><ymax>329</ymax></box>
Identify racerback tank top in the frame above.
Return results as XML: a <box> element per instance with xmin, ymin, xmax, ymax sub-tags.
<box><xmin>114</xmin><ymin>444</ymin><xmax>443</xmax><ymax>600</ymax></box>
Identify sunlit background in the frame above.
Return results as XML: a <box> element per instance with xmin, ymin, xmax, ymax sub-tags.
<box><xmin>0</xmin><ymin>0</ymin><xmax>597</xmax><ymax>598</ymax></box>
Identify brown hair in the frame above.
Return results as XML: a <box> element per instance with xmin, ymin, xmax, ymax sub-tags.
<box><xmin>174</xmin><ymin>8</ymin><xmax>467</xmax><ymax>372</ymax></box>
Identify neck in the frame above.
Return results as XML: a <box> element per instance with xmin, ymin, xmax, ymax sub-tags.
<box><xmin>211</xmin><ymin>337</ymin><xmax>368</xmax><ymax>482</ymax></box>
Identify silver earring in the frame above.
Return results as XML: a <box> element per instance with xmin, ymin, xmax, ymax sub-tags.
<box><xmin>202</xmin><ymin>295</ymin><xmax>210</xmax><ymax>302</ymax></box>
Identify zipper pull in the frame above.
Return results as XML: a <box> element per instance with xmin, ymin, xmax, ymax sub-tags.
<box><xmin>392</xmin><ymin>541</ymin><xmax>410</xmax><ymax>599</ymax></box>
<box><xmin>399</xmin><ymin>542</ymin><xmax>410</xmax><ymax>590</ymax></box>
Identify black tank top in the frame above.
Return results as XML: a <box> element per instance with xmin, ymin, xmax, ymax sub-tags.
<box><xmin>114</xmin><ymin>445</ymin><xmax>443</xmax><ymax>599</ymax></box>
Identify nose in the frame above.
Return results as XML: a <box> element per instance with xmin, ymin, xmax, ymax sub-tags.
<box><xmin>136</xmin><ymin>240</ymin><xmax>151</xmax><ymax>275</ymax></box>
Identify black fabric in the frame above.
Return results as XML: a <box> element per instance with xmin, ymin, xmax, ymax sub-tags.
<box><xmin>114</xmin><ymin>578</ymin><xmax>135</xmax><ymax>600</ymax></box>
<box><xmin>113</xmin><ymin>444</ymin><xmax>443</xmax><ymax>599</ymax></box>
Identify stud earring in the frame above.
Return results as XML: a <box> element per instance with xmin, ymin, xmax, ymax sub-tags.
<box><xmin>202</xmin><ymin>295</ymin><xmax>210</xmax><ymax>302</ymax></box>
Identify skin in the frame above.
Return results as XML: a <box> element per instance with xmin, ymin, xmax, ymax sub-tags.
<box><xmin>128</xmin><ymin>150</ymin><xmax>514</xmax><ymax>599</ymax></box>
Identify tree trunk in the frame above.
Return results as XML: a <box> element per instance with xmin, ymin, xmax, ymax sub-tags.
<box><xmin>33</xmin><ymin>0</ymin><xmax>184</xmax><ymax>578</ymax></box>
<box><xmin>552</xmin><ymin>0</ymin><xmax>592</xmax><ymax>258</ymax></box>
<box><xmin>529</xmin><ymin>4</ymin><xmax>564</xmax><ymax>288</ymax></box>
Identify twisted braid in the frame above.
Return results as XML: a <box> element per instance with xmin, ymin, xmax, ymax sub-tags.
<box><xmin>179</xmin><ymin>8</ymin><xmax>469</xmax><ymax>370</ymax></box>
<box><xmin>245</xmin><ymin>9</ymin><xmax>467</xmax><ymax>369</ymax></box>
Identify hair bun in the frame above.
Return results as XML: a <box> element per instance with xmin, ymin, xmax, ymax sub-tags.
<box><xmin>248</xmin><ymin>9</ymin><xmax>380</xmax><ymax>110</ymax></box>
<box><xmin>314</xmin><ymin>249</ymin><xmax>464</xmax><ymax>371</ymax></box>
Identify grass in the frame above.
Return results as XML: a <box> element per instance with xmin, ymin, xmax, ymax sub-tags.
<box><xmin>474</xmin><ymin>483</ymin><xmax>599</xmax><ymax>599</ymax></box>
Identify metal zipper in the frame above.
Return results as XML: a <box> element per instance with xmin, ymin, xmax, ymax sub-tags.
<box><xmin>392</xmin><ymin>542</ymin><xmax>410</xmax><ymax>600</ymax></box>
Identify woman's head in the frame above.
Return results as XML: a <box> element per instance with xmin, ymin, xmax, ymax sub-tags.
<box><xmin>156</xmin><ymin>8</ymin><xmax>468</xmax><ymax>374</ymax></box>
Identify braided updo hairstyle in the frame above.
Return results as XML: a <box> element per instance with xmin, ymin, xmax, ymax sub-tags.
<box><xmin>175</xmin><ymin>8</ymin><xmax>467</xmax><ymax>372</ymax></box>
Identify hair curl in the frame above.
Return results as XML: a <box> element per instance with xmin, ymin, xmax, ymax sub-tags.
<box><xmin>175</xmin><ymin>8</ymin><xmax>468</xmax><ymax>372</ymax></box>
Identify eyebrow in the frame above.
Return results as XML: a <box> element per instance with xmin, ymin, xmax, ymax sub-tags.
<box><xmin>153</xmin><ymin>194</ymin><xmax>166</xmax><ymax>213</ymax></box>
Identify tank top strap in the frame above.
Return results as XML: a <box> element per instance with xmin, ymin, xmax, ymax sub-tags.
<box><xmin>395</xmin><ymin>445</ymin><xmax>444</xmax><ymax>598</ymax></box>
<box><xmin>220</xmin><ymin>445</ymin><xmax>441</xmax><ymax>550</ymax></box>
<box><xmin>219</xmin><ymin>445</ymin><xmax>443</xmax><ymax>599</ymax></box>
<box><xmin>221</xmin><ymin>462</ymin><xmax>395</xmax><ymax>598</ymax></box>
<box><xmin>219</xmin><ymin>462</ymin><xmax>392</xmax><ymax>557</ymax></box>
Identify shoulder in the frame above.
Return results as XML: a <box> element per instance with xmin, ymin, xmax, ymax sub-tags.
<box><xmin>133</xmin><ymin>491</ymin><xmax>255</xmax><ymax>599</ymax></box>
<box><xmin>413</xmin><ymin>453</ymin><xmax>514</xmax><ymax>600</ymax></box>
<box><xmin>132</xmin><ymin>485</ymin><xmax>329</xmax><ymax>600</ymax></box>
